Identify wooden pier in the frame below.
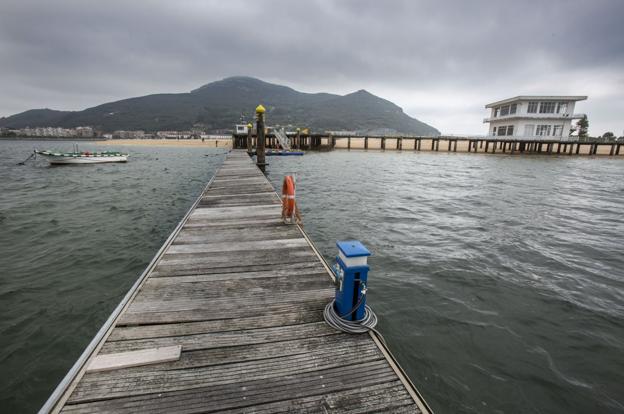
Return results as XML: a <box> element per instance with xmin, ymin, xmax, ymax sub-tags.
<box><xmin>42</xmin><ymin>150</ymin><xmax>430</xmax><ymax>413</ymax></box>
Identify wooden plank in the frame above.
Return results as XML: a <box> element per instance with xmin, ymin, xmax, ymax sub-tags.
<box><xmin>62</xmin><ymin>365</ymin><xmax>405</xmax><ymax>413</ymax></box>
<box><xmin>68</xmin><ymin>357</ymin><xmax>389</xmax><ymax>404</ymax></box>
<box><xmin>86</xmin><ymin>346</ymin><xmax>181</xmax><ymax>373</ymax></box>
<box><xmin>165</xmin><ymin>237</ymin><xmax>309</xmax><ymax>254</ymax></box>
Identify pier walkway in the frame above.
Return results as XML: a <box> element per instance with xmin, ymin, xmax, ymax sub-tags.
<box><xmin>43</xmin><ymin>150</ymin><xmax>430</xmax><ymax>413</ymax></box>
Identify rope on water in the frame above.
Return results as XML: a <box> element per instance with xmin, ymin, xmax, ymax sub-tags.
<box><xmin>17</xmin><ymin>151</ymin><xmax>36</xmax><ymax>165</ymax></box>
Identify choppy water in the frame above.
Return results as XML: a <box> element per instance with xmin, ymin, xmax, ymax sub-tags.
<box><xmin>266</xmin><ymin>151</ymin><xmax>624</xmax><ymax>414</ymax></box>
<box><xmin>0</xmin><ymin>140</ymin><xmax>225</xmax><ymax>413</ymax></box>
<box><xmin>1</xmin><ymin>141</ymin><xmax>623</xmax><ymax>413</ymax></box>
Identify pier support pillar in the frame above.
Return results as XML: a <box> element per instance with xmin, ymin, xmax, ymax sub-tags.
<box><xmin>381</xmin><ymin>137</ymin><xmax>386</xmax><ymax>150</ymax></box>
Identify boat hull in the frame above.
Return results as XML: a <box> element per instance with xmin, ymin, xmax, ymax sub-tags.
<box><xmin>36</xmin><ymin>151</ymin><xmax>128</xmax><ymax>164</ymax></box>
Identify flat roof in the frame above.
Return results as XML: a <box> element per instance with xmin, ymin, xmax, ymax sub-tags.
<box><xmin>485</xmin><ymin>96</ymin><xmax>587</xmax><ymax>108</ymax></box>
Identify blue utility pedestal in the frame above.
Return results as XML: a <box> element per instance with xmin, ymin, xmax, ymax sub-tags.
<box><xmin>333</xmin><ymin>240</ymin><xmax>371</xmax><ymax>321</ymax></box>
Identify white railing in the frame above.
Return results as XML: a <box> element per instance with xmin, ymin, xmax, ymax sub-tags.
<box><xmin>483</xmin><ymin>113</ymin><xmax>586</xmax><ymax>123</ymax></box>
<box><xmin>274</xmin><ymin>128</ymin><xmax>291</xmax><ymax>150</ymax></box>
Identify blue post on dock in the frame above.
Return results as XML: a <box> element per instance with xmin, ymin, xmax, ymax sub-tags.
<box><xmin>333</xmin><ymin>240</ymin><xmax>371</xmax><ymax>321</ymax></box>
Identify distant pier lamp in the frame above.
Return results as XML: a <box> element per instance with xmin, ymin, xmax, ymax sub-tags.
<box><xmin>246</xmin><ymin>122</ymin><xmax>253</xmax><ymax>154</ymax></box>
<box><xmin>333</xmin><ymin>240</ymin><xmax>371</xmax><ymax>321</ymax></box>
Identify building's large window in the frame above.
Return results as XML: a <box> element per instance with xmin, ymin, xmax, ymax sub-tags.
<box><xmin>528</xmin><ymin>102</ymin><xmax>538</xmax><ymax>113</ymax></box>
<box><xmin>539</xmin><ymin>102</ymin><xmax>556</xmax><ymax>113</ymax></box>
<box><xmin>500</xmin><ymin>105</ymin><xmax>510</xmax><ymax>116</ymax></box>
<box><xmin>524</xmin><ymin>124</ymin><xmax>535</xmax><ymax>136</ymax></box>
<box><xmin>536</xmin><ymin>125</ymin><xmax>552</xmax><ymax>136</ymax></box>
<box><xmin>510</xmin><ymin>103</ymin><xmax>517</xmax><ymax>114</ymax></box>
<box><xmin>498</xmin><ymin>126</ymin><xmax>507</xmax><ymax>136</ymax></box>
<box><xmin>494</xmin><ymin>108</ymin><xmax>499</xmax><ymax>117</ymax></box>
<box><xmin>556</xmin><ymin>102</ymin><xmax>568</xmax><ymax>114</ymax></box>
<box><xmin>492</xmin><ymin>127</ymin><xmax>497</xmax><ymax>135</ymax></box>
<box><xmin>507</xmin><ymin>125</ymin><xmax>514</xmax><ymax>136</ymax></box>
<box><xmin>553</xmin><ymin>125</ymin><xmax>563</xmax><ymax>136</ymax></box>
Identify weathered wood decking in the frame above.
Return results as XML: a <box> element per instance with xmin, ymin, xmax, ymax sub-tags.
<box><xmin>46</xmin><ymin>150</ymin><xmax>430</xmax><ymax>413</ymax></box>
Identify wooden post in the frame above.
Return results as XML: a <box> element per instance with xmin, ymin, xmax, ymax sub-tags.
<box><xmin>492</xmin><ymin>141</ymin><xmax>496</xmax><ymax>154</ymax></box>
<box><xmin>447</xmin><ymin>139</ymin><xmax>451</xmax><ymax>152</ymax></box>
<box><xmin>255</xmin><ymin>105</ymin><xmax>266</xmax><ymax>172</ymax></box>
<box><xmin>417</xmin><ymin>139</ymin><xmax>421</xmax><ymax>151</ymax></box>
<box><xmin>502</xmin><ymin>141</ymin><xmax>506</xmax><ymax>153</ymax></box>
<box><xmin>592</xmin><ymin>143</ymin><xmax>598</xmax><ymax>155</ymax></box>
<box><xmin>431</xmin><ymin>139</ymin><xmax>435</xmax><ymax>151</ymax></box>
<box><xmin>435</xmin><ymin>139</ymin><xmax>440</xmax><ymax>151</ymax></box>
<box><xmin>246</xmin><ymin>123</ymin><xmax>253</xmax><ymax>155</ymax></box>
<box><xmin>576</xmin><ymin>143</ymin><xmax>581</xmax><ymax>154</ymax></box>
<box><xmin>616</xmin><ymin>144</ymin><xmax>621</xmax><ymax>155</ymax></box>
<box><xmin>485</xmin><ymin>141</ymin><xmax>490</xmax><ymax>153</ymax></box>
<box><xmin>364</xmin><ymin>136</ymin><xmax>368</xmax><ymax>150</ymax></box>
<box><xmin>453</xmin><ymin>140</ymin><xmax>457</xmax><ymax>152</ymax></box>
<box><xmin>557</xmin><ymin>142</ymin><xmax>561</xmax><ymax>154</ymax></box>
<box><xmin>511</xmin><ymin>141</ymin><xmax>516</xmax><ymax>154</ymax></box>
<box><xmin>381</xmin><ymin>137</ymin><xmax>386</xmax><ymax>150</ymax></box>
<box><xmin>348</xmin><ymin>136</ymin><xmax>351</xmax><ymax>150</ymax></box>
<box><xmin>610</xmin><ymin>144</ymin><xmax>615</xmax><ymax>155</ymax></box>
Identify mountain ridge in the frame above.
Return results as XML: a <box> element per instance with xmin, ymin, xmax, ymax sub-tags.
<box><xmin>0</xmin><ymin>77</ymin><xmax>440</xmax><ymax>135</ymax></box>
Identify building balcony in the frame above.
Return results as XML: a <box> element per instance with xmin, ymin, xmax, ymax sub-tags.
<box><xmin>484</xmin><ymin>135</ymin><xmax>577</xmax><ymax>141</ymax></box>
<box><xmin>483</xmin><ymin>113</ymin><xmax>586</xmax><ymax>123</ymax></box>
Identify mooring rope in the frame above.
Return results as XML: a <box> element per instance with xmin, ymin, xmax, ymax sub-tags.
<box><xmin>17</xmin><ymin>151</ymin><xmax>36</xmax><ymax>165</ymax></box>
<box><xmin>323</xmin><ymin>292</ymin><xmax>379</xmax><ymax>335</ymax></box>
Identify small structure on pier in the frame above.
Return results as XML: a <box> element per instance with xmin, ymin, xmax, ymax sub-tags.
<box><xmin>484</xmin><ymin>95</ymin><xmax>587</xmax><ymax>140</ymax></box>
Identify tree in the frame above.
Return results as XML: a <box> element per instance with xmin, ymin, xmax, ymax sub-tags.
<box><xmin>602</xmin><ymin>131</ymin><xmax>614</xmax><ymax>139</ymax></box>
<box><xmin>576</xmin><ymin>115</ymin><xmax>589</xmax><ymax>138</ymax></box>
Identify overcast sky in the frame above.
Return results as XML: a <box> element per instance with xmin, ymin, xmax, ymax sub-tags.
<box><xmin>1</xmin><ymin>0</ymin><xmax>622</xmax><ymax>135</ymax></box>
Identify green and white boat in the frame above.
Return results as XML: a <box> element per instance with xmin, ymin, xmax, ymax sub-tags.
<box><xmin>35</xmin><ymin>150</ymin><xmax>129</xmax><ymax>164</ymax></box>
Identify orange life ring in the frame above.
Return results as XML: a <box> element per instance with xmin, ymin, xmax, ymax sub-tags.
<box><xmin>281</xmin><ymin>176</ymin><xmax>296</xmax><ymax>217</ymax></box>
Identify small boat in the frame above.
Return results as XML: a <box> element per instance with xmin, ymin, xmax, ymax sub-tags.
<box><xmin>35</xmin><ymin>150</ymin><xmax>129</xmax><ymax>164</ymax></box>
<box><xmin>266</xmin><ymin>150</ymin><xmax>304</xmax><ymax>156</ymax></box>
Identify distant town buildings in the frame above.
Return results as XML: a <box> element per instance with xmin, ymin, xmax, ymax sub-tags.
<box><xmin>113</xmin><ymin>130</ymin><xmax>145</xmax><ymax>139</ymax></box>
<box><xmin>156</xmin><ymin>130</ymin><xmax>194</xmax><ymax>139</ymax></box>
<box><xmin>484</xmin><ymin>96</ymin><xmax>587</xmax><ymax>139</ymax></box>
<box><xmin>7</xmin><ymin>126</ymin><xmax>95</xmax><ymax>138</ymax></box>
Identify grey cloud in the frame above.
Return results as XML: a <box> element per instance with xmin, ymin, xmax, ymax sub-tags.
<box><xmin>1</xmin><ymin>0</ymin><xmax>622</xmax><ymax>134</ymax></box>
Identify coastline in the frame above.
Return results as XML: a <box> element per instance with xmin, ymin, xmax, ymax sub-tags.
<box><xmin>95</xmin><ymin>138</ymin><xmax>233</xmax><ymax>148</ymax></box>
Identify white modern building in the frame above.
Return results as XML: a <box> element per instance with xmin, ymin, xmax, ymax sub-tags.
<box><xmin>484</xmin><ymin>96</ymin><xmax>587</xmax><ymax>140</ymax></box>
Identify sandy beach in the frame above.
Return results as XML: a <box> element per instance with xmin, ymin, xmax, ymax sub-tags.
<box><xmin>96</xmin><ymin>139</ymin><xmax>233</xmax><ymax>148</ymax></box>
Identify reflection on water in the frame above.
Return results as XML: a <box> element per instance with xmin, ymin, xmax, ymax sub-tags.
<box><xmin>266</xmin><ymin>151</ymin><xmax>624</xmax><ymax>414</ymax></box>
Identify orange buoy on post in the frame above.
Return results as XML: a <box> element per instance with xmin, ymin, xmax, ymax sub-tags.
<box><xmin>281</xmin><ymin>175</ymin><xmax>301</xmax><ymax>224</ymax></box>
